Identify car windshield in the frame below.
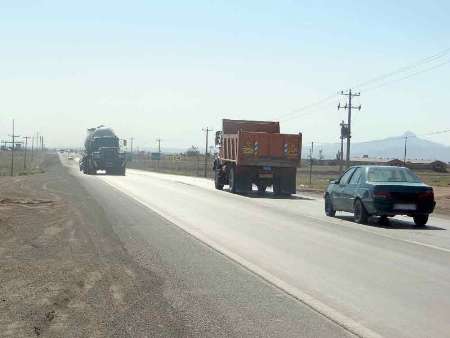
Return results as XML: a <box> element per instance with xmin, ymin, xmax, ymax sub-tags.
<box><xmin>367</xmin><ymin>167</ymin><xmax>422</xmax><ymax>183</ymax></box>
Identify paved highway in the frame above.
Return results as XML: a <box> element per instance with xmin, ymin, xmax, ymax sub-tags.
<box><xmin>65</xmin><ymin>158</ymin><xmax>450</xmax><ymax>338</ymax></box>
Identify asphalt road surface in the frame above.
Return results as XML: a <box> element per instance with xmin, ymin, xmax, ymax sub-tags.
<box><xmin>64</xmin><ymin>156</ymin><xmax>450</xmax><ymax>338</ymax></box>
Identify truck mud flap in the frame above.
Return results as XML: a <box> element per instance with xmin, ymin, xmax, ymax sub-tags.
<box><xmin>273</xmin><ymin>167</ymin><xmax>296</xmax><ymax>195</ymax></box>
<box><xmin>235</xmin><ymin>175</ymin><xmax>252</xmax><ymax>193</ymax></box>
<box><xmin>233</xmin><ymin>167</ymin><xmax>253</xmax><ymax>193</ymax></box>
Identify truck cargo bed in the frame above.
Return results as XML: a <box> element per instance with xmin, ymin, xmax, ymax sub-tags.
<box><xmin>221</xmin><ymin>131</ymin><xmax>301</xmax><ymax>167</ymax></box>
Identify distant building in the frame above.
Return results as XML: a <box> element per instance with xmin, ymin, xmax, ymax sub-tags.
<box><xmin>406</xmin><ymin>160</ymin><xmax>448</xmax><ymax>172</ymax></box>
<box><xmin>386</xmin><ymin>159</ymin><xmax>404</xmax><ymax>166</ymax></box>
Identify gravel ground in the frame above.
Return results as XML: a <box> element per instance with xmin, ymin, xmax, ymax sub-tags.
<box><xmin>0</xmin><ymin>155</ymin><xmax>190</xmax><ymax>337</ymax></box>
<box><xmin>434</xmin><ymin>186</ymin><xmax>450</xmax><ymax>215</ymax></box>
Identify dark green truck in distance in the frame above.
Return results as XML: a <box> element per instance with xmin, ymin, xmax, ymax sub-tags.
<box><xmin>80</xmin><ymin>126</ymin><xmax>127</xmax><ymax>176</ymax></box>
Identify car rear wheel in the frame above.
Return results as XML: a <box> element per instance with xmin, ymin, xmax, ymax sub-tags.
<box><xmin>325</xmin><ymin>195</ymin><xmax>336</xmax><ymax>217</ymax></box>
<box><xmin>379</xmin><ymin>215</ymin><xmax>390</xmax><ymax>226</ymax></box>
<box><xmin>413</xmin><ymin>214</ymin><xmax>429</xmax><ymax>227</ymax></box>
<box><xmin>353</xmin><ymin>199</ymin><xmax>369</xmax><ymax>224</ymax></box>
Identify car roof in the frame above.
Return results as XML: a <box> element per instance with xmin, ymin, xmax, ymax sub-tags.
<box><xmin>350</xmin><ymin>165</ymin><xmax>408</xmax><ymax>169</ymax></box>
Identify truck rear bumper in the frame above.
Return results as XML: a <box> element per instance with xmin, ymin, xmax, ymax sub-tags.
<box><xmin>232</xmin><ymin>165</ymin><xmax>296</xmax><ymax>194</ymax></box>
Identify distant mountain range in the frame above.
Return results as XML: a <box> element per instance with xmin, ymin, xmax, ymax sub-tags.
<box><xmin>307</xmin><ymin>132</ymin><xmax>450</xmax><ymax>162</ymax></box>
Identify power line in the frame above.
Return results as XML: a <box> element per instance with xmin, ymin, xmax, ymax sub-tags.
<box><xmin>277</xmin><ymin>47</ymin><xmax>450</xmax><ymax>122</ymax></box>
<box><xmin>277</xmin><ymin>93</ymin><xmax>337</xmax><ymax>121</ymax></box>
<box><xmin>354</xmin><ymin>47</ymin><xmax>450</xmax><ymax>89</ymax></box>
<box><xmin>361</xmin><ymin>58</ymin><xmax>450</xmax><ymax>93</ymax></box>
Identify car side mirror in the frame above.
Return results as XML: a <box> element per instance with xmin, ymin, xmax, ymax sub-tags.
<box><xmin>329</xmin><ymin>178</ymin><xmax>337</xmax><ymax>184</ymax></box>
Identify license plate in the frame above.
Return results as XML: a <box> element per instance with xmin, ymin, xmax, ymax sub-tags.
<box><xmin>394</xmin><ymin>203</ymin><xmax>416</xmax><ymax>210</ymax></box>
<box><xmin>263</xmin><ymin>166</ymin><xmax>272</xmax><ymax>171</ymax></box>
<box><xmin>259</xmin><ymin>173</ymin><xmax>273</xmax><ymax>178</ymax></box>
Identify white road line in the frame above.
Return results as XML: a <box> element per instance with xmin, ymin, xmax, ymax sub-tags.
<box><xmin>300</xmin><ymin>213</ymin><xmax>450</xmax><ymax>254</ymax></box>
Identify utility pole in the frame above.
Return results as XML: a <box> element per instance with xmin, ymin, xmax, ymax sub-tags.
<box><xmin>403</xmin><ymin>136</ymin><xmax>408</xmax><ymax>165</ymax></box>
<box><xmin>338</xmin><ymin>89</ymin><xmax>361</xmax><ymax>168</ymax></box>
<box><xmin>156</xmin><ymin>138</ymin><xmax>161</xmax><ymax>169</ymax></box>
<box><xmin>309</xmin><ymin>142</ymin><xmax>314</xmax><ymax>185</ymax></box>
<box><xmin>31</xmin><ymin>135</ymin><xmax>34</xmax><ymax>162</ymax></box>
<box><xmin>202</xmin><ymin>127</ymin><xmax>212</xmax><ymax>178</ymax></box>
<box><xmin>130</xmin><ymin>137</ymin><xmax>134</xmax><ymax>154</ymax></box>
<box><xmin>9</xmin><ymin>119</ymin><xmax>21</xmax><ymax>176</ymax></box>
<box><xmin>156</xmin><ymin>138</ymin><xmax>161</xmax><ymax>154</ymax></box>
<box><xmin>339</xmin><ymin>120</ymin><xmax>348</xmax><ymax>174</ymax></box>
<box><xmin>23</xmin><ymin>136</ymin><xmax>30</xmax><ymax>170</ymax></box>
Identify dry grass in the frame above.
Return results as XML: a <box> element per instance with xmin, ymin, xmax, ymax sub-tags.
<box><xmin>0</xmin><ymin>151</ymin><xmax>45</xmax><ymax>176</ymax></box>
<box><xmin>127</xmin><ymin>156</ymin><xmax>215</xmax><ymax>178</ymax></box>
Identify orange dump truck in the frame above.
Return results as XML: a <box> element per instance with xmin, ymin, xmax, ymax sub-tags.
<box><xmin>213</xmin><ymin>119</ymin><xmax>302</xmax><ymax>194</ymax></box>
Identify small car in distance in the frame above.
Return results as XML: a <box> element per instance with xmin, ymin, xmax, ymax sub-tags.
<box><xmin>324</xmin><ymin>166</ymin><xmax>435</xmax><ymax>226</ymax></box>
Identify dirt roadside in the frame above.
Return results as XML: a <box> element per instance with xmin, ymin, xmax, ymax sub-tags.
<box><xmin>0</xmin><ymin>155</ymin><xmax>190</xmax><ymax>337</ymax></box>
<box><xmin>433</xmin><ymin>186</ymin><xmax>450</xmax><ymax>216</ymax></box>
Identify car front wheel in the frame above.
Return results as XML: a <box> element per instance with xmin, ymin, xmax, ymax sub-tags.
<box><xmin>325</xmin><ymin>195</ymin><xmax>336</xmax><ymax>217</ymax></box>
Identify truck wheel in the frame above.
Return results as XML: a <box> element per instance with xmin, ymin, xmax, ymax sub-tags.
<box><xmin>87</xmin><ymin>165</ymin><xmax>96</xmax><ymax>175</ymax></box>
<box><xmin>257</xmin><ymin>184</ymin><xmax>266</xmax><ymax>194</ymax></box>
<box><xmin>413</xmin><ymin>214</ymin><xmax>428</xmax><ymax>227</ymax></box>
<box><xmin>229</xmin><ymin>167</ymin><xmax>237</xmax><ymax>193</ymax></box>
<box><xmin>214</xmin><ymin>169</ymin><xmax>224</xmax><ymax>190</ymax></box>
<box><xmin>273</xmin><ymin>179</ymin><xmax>282</xmax><ymax>195</ymax></box>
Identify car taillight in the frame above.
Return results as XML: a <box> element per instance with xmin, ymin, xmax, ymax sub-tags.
<box><xmin>374</xmin><ymin>191</ymin><xmax>391</xmax><ymax>198</ymax></box>
<box><xmin>418</xmin><ymin>190</ymin><xmax>434</xmax><ymax>200</ymax></box>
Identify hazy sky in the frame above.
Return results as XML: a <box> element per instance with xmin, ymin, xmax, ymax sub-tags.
<box><xmin>1</xmin><ymin>0</ymin><xmax>449</xmax><ymax>151</ymax></box>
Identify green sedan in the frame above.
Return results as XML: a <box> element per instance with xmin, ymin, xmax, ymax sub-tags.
<box><xmin>324</xmin><ymin>165</ymin><xmax>436</xmax><ymax>226</ymax></box>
